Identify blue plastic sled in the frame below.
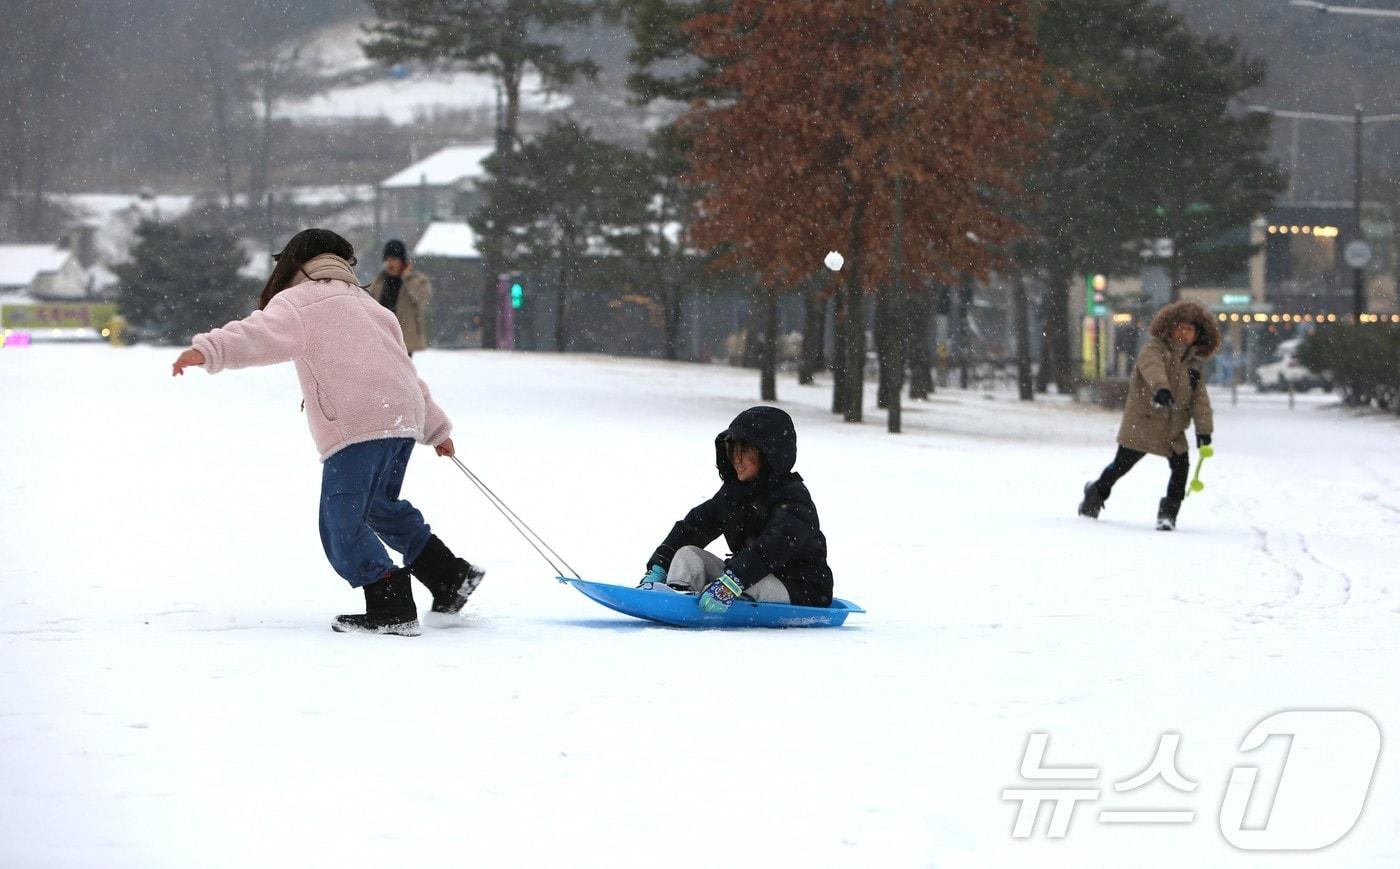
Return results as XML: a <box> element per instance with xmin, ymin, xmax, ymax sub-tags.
<box><xmin>559</xmin><ymin>577</ymin><xmax>865</xmax><ymax>628</ymax></box>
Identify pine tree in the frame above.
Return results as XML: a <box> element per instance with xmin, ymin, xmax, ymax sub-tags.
<box><xmin>1128</xmin><ymin>29</ymin><xmax>1285</xmax><ymax>297</ymax></box>
<box><xmin>619</xmin><ymin>0</ymin><xmax>731</xmax><ymax>104</ymax></box>
<box><xmin>364</xmin><ymin>0</ymin><xmax>606</xmax><ymax>348</ymax></box>
<box><xmin>469</xmin><ymin>121</ymin><xmax>652</xmax><ymax>352</ymax></box>
<box><xmin>116</xmin><ymin>221</ymin><xmax>259</xmax><ymax>344</ymax></box>
<box><xmin>364</xmin><ymin>0</ymin><xmax>604</xmax><ymax>142</ymax></box>
<box><xmin>1021</xmin><ymin>0</ymin><xmax>1284</xmax><ymax>396</ymax></box>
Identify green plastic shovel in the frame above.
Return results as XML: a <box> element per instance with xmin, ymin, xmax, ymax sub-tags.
<box><xmin>1186</xmin><ymin>444</ymin><xmax>1214</xmax><ymax>497</ymax></box>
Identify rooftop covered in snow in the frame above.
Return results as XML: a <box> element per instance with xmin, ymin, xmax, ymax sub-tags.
<box><xmin>414</xmin><ymin>222</ymin><xmax>480</xmax><ymax>259</ymax></box>
<box><xmin>381</xmin><ymin>145</ymin><xmax>495</xmax><ymax>190</ymax></box>
<box><xmin>0</xmin><ymin>246</ymin><xmax>76</xmax><ymax>290</ymax></box>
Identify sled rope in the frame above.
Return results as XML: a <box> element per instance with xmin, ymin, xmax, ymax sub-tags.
<box><xmin>448</xmin><ymin>456</ymin><xmax>580</xmax><ymax>579</ymax></box>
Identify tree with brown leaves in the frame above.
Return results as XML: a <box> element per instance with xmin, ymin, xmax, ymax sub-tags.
<box><xmin>683</xmin><ymin>0</ymin><xmax>1049</xmax><ymax>426</ymax></box>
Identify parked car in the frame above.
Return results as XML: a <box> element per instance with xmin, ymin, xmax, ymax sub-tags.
<box><xmin>1255</xmin><ymin>337</ymin><xmax>1331</xmax><ymax>392</ymax></box>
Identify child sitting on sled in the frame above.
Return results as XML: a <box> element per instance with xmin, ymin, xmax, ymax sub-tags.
<box><xmin>642</xmin><ymin>406</ymin><xmax>834</xmax><ymax>612</ymax></box>
<box><xmin>1078</xmin><ymin>300</ymin><xmax>1218</xmax><ymax>531</ymax></box>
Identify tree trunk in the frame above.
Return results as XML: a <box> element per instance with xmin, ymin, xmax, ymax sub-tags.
<box><xmin>25</xmin><ymin>167</ymin><xmax>49</xmax><ymax>243</ymax></box>
<box><xmin>204</xmin><ymin>53</ymin><xmax>236</xmax><ymax>209</ymax></box>
<box><xmin>875</xmin><ymin>287</ymin><xmax>893</xmax><ymax>409</ymax></box>
<box><xmin>952</xmin><ymin>284</ymin><xmax>969</xmax><ymax>389</ymax></box>
<box><xmin>840</xmin><ymin>190</ymin><xmax>869</xmax><ymax>422</ymax></box>
<box><xmin>480</xmin><ymin>260</ymin><xmax>499</xmax><ymax>349</ymax></box>
<box><xmin>831</xmin><ymin>290</ymin><xmax>848</xmax><ymax>414</ymax></box>
<box><xmin>799</xmin><ymin>287</ymin><xmax>825</xmax><ymax>385</ymax></box>
<box><xmin>761</xmin><ymin>286</ymin><xmax>778</xmax><ymax>401</ymax></box>
<box><xmin>1168</xmin><ymin>247</ymin><xmax>1182</xmax><ymax>303</ymax></box>
<box><xmin>663</xmin><ymin>279</ymin><xmax>682</xmax><ymax>361</ymax></box>
<box><xmin>256</xmin><ymin>85</ymin><xmax>273</xmax><ymax>206</ymax></box>
<box><xmin>1040</xmin><ymin>267</ymin><xmax>1074</xmax><ymax>394</ymax></box>
<box><xmin>908</xmin><ymin>287</ymin><xmax>933</xmax><ymax>399</ymax></box>
<box><xmin>1012</xmin><ymin>269</ymin><xmax>1035</xmax><ymax>401</ymax></box>
<box><xmin>883</xmin><ymin>285</ymin><xmax>906</xmax><ymax>432</ymax></box>
<box><xmin>481</xmin><ymin>64</ymin><xmax>521</xmax><ymax>352</ymax></box>
<box><xmin>554</xmin><ymin>256</ymin><xmax>569</xmax><ymax>353</ymax></box>
<box><xmin>657</xmin><ymin>206</ymin><xmax>682</xmax><ymax>361</ymax></box>
<box><xmin>742</xmin><ymin>296</ymin><xmax>765</xmax><ymax>369</ymax></box>
<box><xmin>505</xmin><ymin>74</ymin><xmax>521</xmax><ymax>147</ymax></box>
<box><xmin>846</xmin><ymin>285</ymin><xmax>866</xmax><ymax>423</ymax></box>
<box><xmin>1035</xmin><ymin>324</ymin><xmax>1050</xmax><ymax>393</ymax></box>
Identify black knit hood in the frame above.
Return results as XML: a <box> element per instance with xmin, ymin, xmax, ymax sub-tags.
<box><xmin>714</xmin><ymin>405</ymin><xmax>797</xmax><ymax>484</ymax></box>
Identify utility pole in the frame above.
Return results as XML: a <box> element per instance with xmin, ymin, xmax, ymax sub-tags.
<box><xmin>1354</xmin><ymin>104</ymin><xmax>1364</xmax><ymax>321</ymax></box>
<box><xmin>480</xmin><ymin>83</ymin><xmax>511</xmax><ymax>350</ymax></box>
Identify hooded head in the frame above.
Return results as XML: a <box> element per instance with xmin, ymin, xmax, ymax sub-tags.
<box><xmin>1148</xmin><ymin>300</ymin><xmax>1221</xmax><ymax>360</ymax></box>
<box><xmin>714</xmin><ymin>406</ymin><xmax>797</xmax><ymax>485</ymax></box>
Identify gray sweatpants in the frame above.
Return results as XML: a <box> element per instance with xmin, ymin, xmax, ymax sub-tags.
<box><xmin>667</xmin><ymin>545</ymin><xmax>791</xmax><ymax>604</ymax></box>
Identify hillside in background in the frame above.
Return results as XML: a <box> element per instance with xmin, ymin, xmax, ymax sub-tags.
<box><xmin>25</xmin><ymin>1</ymin><xmax>1400</xmax><ymax>208</ymax></box>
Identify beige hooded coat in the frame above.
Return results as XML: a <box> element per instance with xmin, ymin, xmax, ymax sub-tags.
<box><xmin>1117</xmin><ymin>301</ymin><xmax>1220</xmax><ymax>457</ymax></box>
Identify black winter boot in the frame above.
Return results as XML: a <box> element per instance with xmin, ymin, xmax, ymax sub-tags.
<box><xmin>410</xmin><ymin>535</ymin><xmax>485</xmax><ymax>614</ymax></box>
<box><xmin>1078</xmin><ymin>481</ymin><xmax>1107</xmax><ymax>519</ymax></box>
<box><xmin>1156</xmin><ymin>497</ymin><xmax>1182</xmax><ymax>532</ymax></box>
<box><xmin>333</xmin><ymin>568</ymin><xmax>420</xmax><ymax>636</ymax></box>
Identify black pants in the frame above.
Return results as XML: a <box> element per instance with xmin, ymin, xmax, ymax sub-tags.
<box><xmin>1094</xmin><ymin>446</ymin><xmax>1189</xmax><ymax>503</ymax></box>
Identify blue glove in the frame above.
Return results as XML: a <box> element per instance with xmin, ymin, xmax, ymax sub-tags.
<box><xmin>640</xmin><ymin>564</ymin><xmax>668</xmax><ymax>588</ymax></box>
<box><xmin>698</xmin><ymin>570</ymin><xmax>743</xmax><ymax>613</ymax></box>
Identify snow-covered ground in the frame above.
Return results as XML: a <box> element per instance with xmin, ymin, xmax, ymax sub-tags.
<box><xmin>2</xmin><ymin>345</ymin><xmax>1398</xmax><ymax>867</ymax></box>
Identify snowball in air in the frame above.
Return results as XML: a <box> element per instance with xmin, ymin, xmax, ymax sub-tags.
<box><xmin>824</xmin><ymin>250</ymin><xmax>845</xmax><ymax>272</ymax></box>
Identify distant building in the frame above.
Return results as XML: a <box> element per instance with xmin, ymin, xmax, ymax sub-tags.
<box><xmin>1260</xmin><ymin>202</ymin><xmax>1395</xmax><ymax>318</ymax></box>
<box><xmin>377</xmin><ymin>144</ymin><xmax>494</xmax><ymax>247</ymax></box>
<box><xmin>0</xmin><ymin>245</ymin><xmax>87</xmax><ymax>300</ymax></box>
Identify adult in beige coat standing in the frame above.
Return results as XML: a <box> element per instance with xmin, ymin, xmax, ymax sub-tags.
<box><xmin>1078</xmin><ymin>300</ymin><xmax>1219</xmax><ymax>530</ymax></box>
<box><xmin>367</xmin><ymin>239</ymin><xmax>433</xmax><ymax>355</ymax></box>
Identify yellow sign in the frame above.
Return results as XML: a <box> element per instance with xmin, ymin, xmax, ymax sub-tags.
<box><xmin>2</xmin><ymin>303</ymin><xmax>118</xmax><ymax>330</ymax></box>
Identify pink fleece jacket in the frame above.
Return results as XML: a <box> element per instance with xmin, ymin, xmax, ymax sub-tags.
<box><xmin>192</xmin><ymin>254</ymin><xmax>451</xmax><ymax>461</ymax></box>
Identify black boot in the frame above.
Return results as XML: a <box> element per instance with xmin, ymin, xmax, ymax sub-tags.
<box><xmin>1156</xmin><ymin>497</ymin><xmax>1182</xmax><ymax>532</ymax></box>
<box><xmin>410</xmin><ymin>535</ymin><xmax>485</xmax><ymax>614</ymax></box>
<box><xmin>333</xmin><ymin>568</ymin><xmax>420</xmax><ymax>636</ymax></box>
<box><xmin>1078</xmin><ymin>481</ymin><xmax>1107</xmax><ymax>519</ymax></box>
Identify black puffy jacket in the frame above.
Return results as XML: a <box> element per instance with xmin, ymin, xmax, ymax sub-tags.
<box><xmin>648</xmin><ymin>406</ymin><xmax>834</xmax><ymax>607</ymax></box>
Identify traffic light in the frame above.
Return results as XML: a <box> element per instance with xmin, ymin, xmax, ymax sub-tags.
<box><xmin>510</xmin><ymin>278</ymin><xmax>524</xmax><ymax>310</ymax></box>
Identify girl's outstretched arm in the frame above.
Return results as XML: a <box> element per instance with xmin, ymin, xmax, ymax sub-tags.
<box><xmin>171</xmin><ymin>348</ymin><xmax>205</xmax><ymax>376</ymax></box>
<box><xmin>190</xmin><ymin>296</ymin><xmax>307</xmax><ymax>374</ymax></box>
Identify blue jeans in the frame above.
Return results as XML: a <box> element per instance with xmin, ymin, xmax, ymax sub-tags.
<box><xmin>319</xmin><ymin>438</ymin><xmax>432</xmax><ymax>587</ymax></box>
